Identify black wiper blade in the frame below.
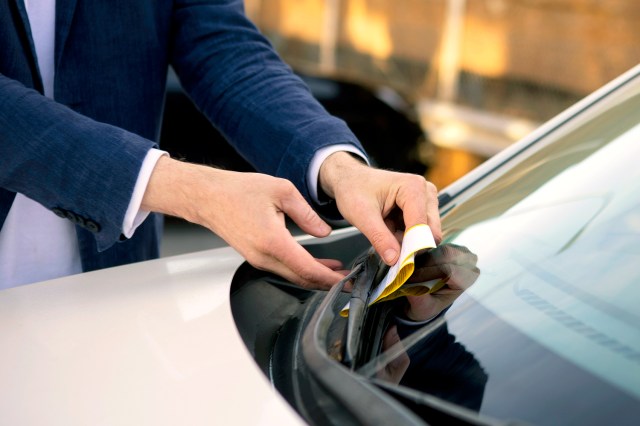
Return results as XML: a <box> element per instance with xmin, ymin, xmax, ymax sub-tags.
<box><xmin>344</xmin><ymin>249</ymin><xmax>386</xmax><ymax>368</ymax></box>
<box><xmin>300</xmin><ymin>258</ymin><xmax>426</xmax><ymax>426</ymax></box>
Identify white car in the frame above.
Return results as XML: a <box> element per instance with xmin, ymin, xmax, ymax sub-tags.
<box><xmin>0</xmin><ymin>236</ymin><xmax>310</xmax><ymax>425</ymax></box>
<box><xmin>2</xmin><ymin>63</ymin><xmax>640</xmax><ymax>426</ymax></box>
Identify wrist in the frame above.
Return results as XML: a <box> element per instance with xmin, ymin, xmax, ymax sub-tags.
<box><xmin>319</xmin><ymin>151</ymin><xmax>367</xmax><ymax>199</ymax></box>
<box><xmin>141</xmin><ymin>156</ymin><xmax>209</xmax><ymax>224</ymax></box>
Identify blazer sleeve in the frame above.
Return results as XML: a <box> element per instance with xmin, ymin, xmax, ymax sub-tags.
<box><xmin>0</xmin><ymin>74</ymin><xmax>156</xmax><ymax>251</ymax></box>
<box><xmin>169</xmin><ymin>0</ymin><xmax>368</xmax><ymax>215</ymax></box>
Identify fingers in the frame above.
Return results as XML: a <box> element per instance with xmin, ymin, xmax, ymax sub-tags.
<box><xmin>150</xmin><ymin>163</ymin><xmax>349</xmax><ymax>290</ymax></box>
<box><xmin>261</xmin><ymin>182</ymin><xmax>351</xmax><ymax>288</ymax></box>
<box><xmin>190</xmin><ymin>170</ymin><xmax>346</xmax><ymax>289</ymax></box>
<box><xmin>278</xmin><ymin>181</ymin><xmax>333</xmax><ymax>238</ymax></box>
<box><xmin>357</xmin><ymin>174</ymin><xmax>440</xmax><ymax>265</ymax></box>
<box><xmin>355</xmin><ymin>207</ymin><xmax>402</xmax><ymax>265</ymax></box>
<box><xmin>244</xmin><ymin>225</ymin><xmax>346</xmax><ymax>290</ymax></box>
<box><xmin>316</xmin><ymin>258</ymin><xmax>345</xmax><ymax>271</ymax></box>
<box><xmin>395</xmin><ymin>175</ymin><xmax>442</xmax><ymax>243</ymax></box>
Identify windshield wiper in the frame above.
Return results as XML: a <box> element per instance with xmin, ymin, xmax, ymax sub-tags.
<box><xmin>300</xmin><ymin>247</ymin><xmax>511</xmax><ymax>425</ymax></box>
<box><xmin>300</xmin><ymin>256</ymin><xmax>427</xmax><ymax>426</ymax></box>
<box><xmin>344</xmin><ymin>248</ymin><xmax>385</xmax><ymax>367</ymax></box>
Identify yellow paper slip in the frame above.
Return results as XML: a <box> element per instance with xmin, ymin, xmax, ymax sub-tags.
<box><xmin>340</xmin><ymin>224</ymin><xmax>439</xmax><ymax>316</ymax></box>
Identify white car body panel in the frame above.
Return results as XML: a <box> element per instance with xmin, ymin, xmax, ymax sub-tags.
<box><xmin>0</xmin><ymin>244</ymin><xmax>306</xmax><ymax>425</ymax></box>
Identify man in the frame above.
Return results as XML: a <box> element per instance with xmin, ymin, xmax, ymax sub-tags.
<box><xmin>0</xmin><ymin>0</ymin><xmax>441</xmax><ymax>289</ymax></box>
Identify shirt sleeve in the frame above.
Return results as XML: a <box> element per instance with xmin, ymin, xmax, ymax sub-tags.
<box><xmin>306</xmin><ymin>144</ymin><xmax>369</xmax><ymax>205</ymax></box>
<box><xmin>121</xmin><ymin>148</ymin><xmax>169</xmax><ymax>238</ymax></box>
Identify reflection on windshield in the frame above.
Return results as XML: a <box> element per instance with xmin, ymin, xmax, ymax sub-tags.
<box><xmin>398</xmin><ymin>319</ymin><xmax>488</xmax><ymax>412</ymax></box>
<box><xmin>452</xmin><ymin>122</ymin><xmax>640</xmax><ymax>402</ymax></box>
<box><xmin>360</xmin><ymin>243</ymin><xmax>486</xmax><ymax>412</ymax></box>
<box><xmin>365</xmin><ymin>81</ymin><xmax>640</xmax><ymax>425</ymax></box>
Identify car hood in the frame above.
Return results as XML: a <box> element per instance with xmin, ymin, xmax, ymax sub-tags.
<box><xmin>0</xmin><ymin>245</ymin><xmax>306</xmax><ymax>425</ymax></box>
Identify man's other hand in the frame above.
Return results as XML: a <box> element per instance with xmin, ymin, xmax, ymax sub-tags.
<box><xmin>142</xmin><ymin>156</ymin><xmax>347</xmax><ymax>289</ymax></box>
<box><xmin>319</xmin><ymin>152</ymin><xmax>442</xmax><ymax>266</ymax></box>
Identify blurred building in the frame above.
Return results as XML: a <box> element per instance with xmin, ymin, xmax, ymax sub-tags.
<box><xmin>245</xmin><ymin>0</ymin><xmax>640</xmax><ymax>188</ymax></box>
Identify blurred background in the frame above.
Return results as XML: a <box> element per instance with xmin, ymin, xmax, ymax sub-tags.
<box><xmin>160</xmin><ymin>0</ymin><xmax>640</xmax><ymax>256</ymax></box>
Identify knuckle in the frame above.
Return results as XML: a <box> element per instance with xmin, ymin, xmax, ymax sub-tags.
<box><xmin>426</xmin><ymin>180</ymin><xmax>438</xmax><ymax>197</ymax></box>
<box><xmin>301</xmin><ymin>204</ymin><xmax>319</xmax><ymax>223</ymax></box>
<box><xmin>245</xmin><ymin>251</ymin><xmax>271</xmax><ymax>271</ymax></box>
<box><xmin>252</xmin><ymin>234</ymin><xmax>276</xmax><ymax>255</ymax></box>
<box><xmin>399</xmin><ymin>174</ymin><xmax>428</xmax><ymax>195</ymax></box>
<box><xmin>296</xmin><ymin>268</ymin><xmax>317</xmax><ymax>285</ymax></box>
<box><xmin>275</xmin><ymin>178</ymin><xmax>296</xmax><ymax>195</ymax></box>
<box><xmin>407</xmin><ymin>176</ymin><xmax>439</xmax><ymax>212</ymax></box>
<box><xmin>410</xmin><ymin>173</ymin><xmax>427</xmax><ymax>185</ymax></box>
<box><xmin>403</xmin><ymin>172</ymin><xmax>425</xmax><ymax>186</ymax></box>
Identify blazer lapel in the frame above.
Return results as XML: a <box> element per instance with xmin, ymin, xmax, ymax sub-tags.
<box><xmin>9</xmin><ymin>0</ymin><xmax>42</xmax><ymax>92</ymax></box>
<box><xmin>11</xmin><ymin>0</ymin><xmax>31</xmax><ymax>40</ymax></box>
<box><xmin>55</xmin><ymin>0</ymin><xmax>78</xmax><ymax>69</ymax></box>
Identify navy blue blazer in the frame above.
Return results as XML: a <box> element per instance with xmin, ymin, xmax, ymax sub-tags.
<box><xmin>0</xmin><ymin>0</ymin><xmax>364</xmax><ymax>272</ymax></box>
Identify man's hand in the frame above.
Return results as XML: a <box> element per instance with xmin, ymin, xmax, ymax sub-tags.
<box><xmin>142</xmin><ymin>157</ymin><xmax>347</xmax><ymax>289</ymax></box>
<box><xmin>319</xmin><ymin>152</ymin><xmax>442</xmax><ymax>265</ymax></box>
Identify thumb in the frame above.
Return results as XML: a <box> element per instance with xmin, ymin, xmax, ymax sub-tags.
<box><xmin>356</xmin><ymin>212</ymin><xmax>401</xmax><ymax>265</ymax></box>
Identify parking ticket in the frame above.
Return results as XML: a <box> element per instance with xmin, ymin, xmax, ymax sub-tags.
<box><xmin>341</xmin><ymin>224</ymin><xmax>438</xmax><ymax>316</ymax></box>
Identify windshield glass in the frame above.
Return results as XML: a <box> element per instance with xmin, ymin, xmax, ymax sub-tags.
<box><xmin>364</xmin><ymin>76</ymin><xmax>640</xmax><ymax>425</ymax></box>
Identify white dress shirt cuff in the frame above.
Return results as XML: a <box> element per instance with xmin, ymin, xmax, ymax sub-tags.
<box><xmin>307</xmin><ymin>144</ymin><xmax>369</xmax><ymax>205</ymax></box>
<box><xmin>121</xmin><ymin>148</ymin><xmax>169</xmax><ymax>238</ymax></box>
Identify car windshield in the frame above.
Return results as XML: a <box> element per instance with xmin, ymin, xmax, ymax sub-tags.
<box><xmin>362</xmin><ymin>76</ymin><xmax>640</xmax><ymax>425</ymax></box>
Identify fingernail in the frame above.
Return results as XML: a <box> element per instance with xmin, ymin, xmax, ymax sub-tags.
<box><xmin>384</xmin><ymin>249</ymin><xmax>398</xmax><ymax>264</ymax></box>
<box><xmin>319</xmin><ymin>223</ymin><xmax>332</xmax><ymax>234</ymax></box>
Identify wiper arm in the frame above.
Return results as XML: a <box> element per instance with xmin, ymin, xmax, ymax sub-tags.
<box><xmin>300</xmin><ymin>254</ymin><xmax>427</xmax><ymax>426</ymax></box>
<box><xmin>344</xmin><ymin>249</ymin><xmax>387</xmax><ymax>368</ymax></box>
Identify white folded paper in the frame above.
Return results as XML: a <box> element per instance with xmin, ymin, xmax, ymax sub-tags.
<box><xmin>340</xmin><ymin>224</ymin><xmax>440</xmax><ymax>316</ymax></box>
